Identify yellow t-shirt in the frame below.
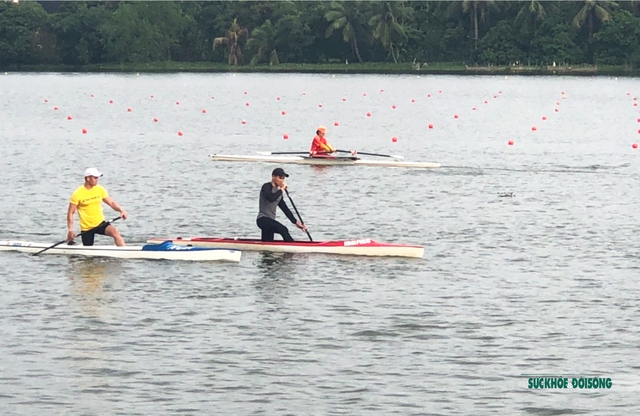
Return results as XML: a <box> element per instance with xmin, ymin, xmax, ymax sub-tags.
<box><xmin>70</xmin><ymin>185</ymin><xmax>109</xmax><ymax>231</ymax></box>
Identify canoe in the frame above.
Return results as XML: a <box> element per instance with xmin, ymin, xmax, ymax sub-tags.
<box><xmin>0</xmin><ymin>240</ymin><xmax>241</xmax><ymax>262</ymax></box>
<box><xmin>210</xmin><ymin>154</ymin><xmax>441</xmax><ymax>169</ymax></box>
<box><xmin>146</xmin><ymin>237</ymin><xmax>424</xmax><ymax>258</ymax></box>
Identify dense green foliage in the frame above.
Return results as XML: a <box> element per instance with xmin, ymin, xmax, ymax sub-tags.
<box><xmin>2</xmin><ymin>0</ymin><xmax>640</xmax><ymax>70</ymax></box>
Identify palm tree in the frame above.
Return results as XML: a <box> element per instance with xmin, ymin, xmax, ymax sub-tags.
<box><xmin>213</xmin><ymin>18</ymin><xmax>249</xmax><ymax>65</ymax></box>
<box><xmin>447</xmin><ymin>0</ymin><xmax>497</xmax><ymax>49</ymax></box>
<box><xmin>246</xmin><ymin>20</ymin><xmax>279</xmax><ymax>65</ymax></box>
<box><xmin>515</xmin><ymin>1</ymin><xmax>547</xmax><ymax>34</ymax></box>
<box><xmin>573</xmin><ymin>0</ymin><xmax>619</xmax><ymax>40</ymax></box>
<box><xmin>324</xmin><ymin>1</ymin><xmax>366</xmax><ymax>64</ymax></box>
<box><xmin>368</xmin><ymin>2</ymin><xmax>412</xmax><ymax>63</ymax></box>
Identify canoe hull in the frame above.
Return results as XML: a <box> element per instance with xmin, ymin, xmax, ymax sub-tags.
<box><xmin>0</xmin><ymin>241</ymin><xmax>241</xmax><ymax>262</ymax></box>
<box><xmin>147</xmin><ymin>237</ymin><xmax>424</xmax><ymax>258</ymax></box>
<box><xmin>210</xmin><ymin>154</ymin><xmax>441</xmax><ymax>169</ymax></box>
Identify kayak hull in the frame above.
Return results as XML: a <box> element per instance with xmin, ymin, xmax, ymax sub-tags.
<box><xmin>0</xmin><ymin>240</ymin><xmax>241</xmax><ymax>262</ymax></box>
<box><xmin>147</xmin><ymin>237</ymin><xmax>424</xmax><ymax>258</ymax></box>
<box><xmin>210</xmin><ymin>154</ymin><xmax>441</xmax><ymax>169</ymax></box>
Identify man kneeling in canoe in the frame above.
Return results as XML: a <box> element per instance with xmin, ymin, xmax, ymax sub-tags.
<box><xmin>257</xmin><ymin>168</ymin><xmax>307</xmax><ymax>242</ymax></box>
<box><xmin>67</xmin><ymin>168</ymin><xmax>128</xmax><ymax>246</ymax></box>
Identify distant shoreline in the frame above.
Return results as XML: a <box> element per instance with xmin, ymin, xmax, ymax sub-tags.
<box><xmin>2</xmin><ymin>62</ymin><xmax>638</xmax><ymax>76</ymax></box>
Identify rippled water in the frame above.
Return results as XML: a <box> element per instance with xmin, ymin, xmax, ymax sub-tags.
<box><xmin>1</xmin><ymin>73</ymin><xmax>639</xmax><ymax>414</ymax></box>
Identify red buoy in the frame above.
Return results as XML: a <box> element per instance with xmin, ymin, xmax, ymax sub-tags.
<box><xmin>633</xmin><ymin>143</ymin><xmax>638</xmax><ymax>149</ymax></box>
<box><xmin>202</xmin><ymin>109</ymin><xmax>207</xmax><ymax>114</ymax></box>
<box><xmin>508</xmin><ymin>140</ymin><xmax>514</xmax><ymax>145</ymax></box>
<box><xmin>283</xmin><ymin>134</ymin><xmax>289</xmax><ymax>139</ymax></box>
<box><xmin>153</xmin><ymin>117</ymin><xmax>158</xmax><ymax>122</ymax></box>
<box><xmin>178</xmin><ymin>131</ymin><xmax>183</xmax><ymax>136</ymax></box>
<box><xmin>532</xmin><ymin>126</ymin><xmax>537</xmax><ymax>131</ymax></box>
<box><xmin>281</xmin><ymin>110</ymin><xmax>286</xmax><ymax>115</ymax></box>
<box><xmin>82</xmin><ymin>128</ymin><xmax>87</xmax><ymax>134</ymax></box>
<box><xmin>334</xmin><ymin>121</ymin><xmax>339</xmax><ymax>126</ymax></box>
<box><xmin>392</xmin><ymin>136</ymin><xmax>398</xmax><ymax>142</ymax></box>
<box><xmin>428</xmin><ymin>123</ymin><xmax>434</xmax><ymax>129</ymax></box>
<box><xmin>366</xmin><ymin>112</ymin><xmax>371</xmax><ymax>117</ymax></box>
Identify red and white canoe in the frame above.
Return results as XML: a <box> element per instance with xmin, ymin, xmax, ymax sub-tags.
<box><xmin>146</xmin><ymin>237</ymin><xmax>424</xmax><ymax>258</ymax></box>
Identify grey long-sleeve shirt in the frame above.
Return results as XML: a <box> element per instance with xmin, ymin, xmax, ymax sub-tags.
<box><xmin>257</xmin><ymin>182</ymin><xmax>297</xmax><ymax>224</ymax></box>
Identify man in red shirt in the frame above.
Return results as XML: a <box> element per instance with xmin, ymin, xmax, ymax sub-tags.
<box><xmin>309</xmin><ymin>125</ymin><xmax>337</xmax><ymax>157</ymax></box>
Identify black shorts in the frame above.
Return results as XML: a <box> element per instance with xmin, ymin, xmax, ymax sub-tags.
<box><xmin>81</xmin><ymin>221</ymin><xmax>110</xmax><ymax>246</ymax></box>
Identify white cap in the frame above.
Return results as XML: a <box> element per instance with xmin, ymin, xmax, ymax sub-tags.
<box><xmin>84</xmin><ymin>168</ymin><xmax>103</xmax><ymax>178</ymax></box>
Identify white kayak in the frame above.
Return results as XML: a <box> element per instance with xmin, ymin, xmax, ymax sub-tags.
<box><xmin>147</xmin><ymin>237</ymin><xmax>424</xmax><ymax>258</ymax></box>
<box><xmin>210</xmin><ymin>154</ymin><xmax>441</xmax><ymax>169</ymax></box>
<box><xmin>0</xmin><ymin>240</ymin><xmax>241</xmax><ymax>262</ymax></box>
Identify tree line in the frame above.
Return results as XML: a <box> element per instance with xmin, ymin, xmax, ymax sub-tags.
<box><xmin>1</xmin><ymin>1</ymin><xmax>640</xmax><ymax>69</ymax></box>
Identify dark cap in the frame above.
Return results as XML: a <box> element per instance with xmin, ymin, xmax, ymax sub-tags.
<box><xmin>272</xmin><ymin>167</ymin><xmax>289</xmax><ymax>178</ymax></box>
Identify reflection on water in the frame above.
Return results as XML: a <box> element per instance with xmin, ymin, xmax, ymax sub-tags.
<box><xmin>66</xmin><ymin>257</ymin><xmax>124</xmax><ymax>320</ymax></box>
<box><xmin>255</xmin><ymin>252</ymin><xmax>297</xmax><ymax>279</ymax></box>
<box><xmin>309</xmin><ymin>165</ymin><xmax>334</xmax><ymax>175</ymax></box>
<box><xmin>253</xmin><ymin>252</ymin><xmax>299</xmax><ymax>308</ymax></box>
<box><xmin>256</xmin><ymin>252</ymin><xmax>295</xmax><ymax>280</ymax></box>
<box><xmin>68</xmin><ymin>257</ymin><xmax>110</xmax><ymax>294</ymax></box>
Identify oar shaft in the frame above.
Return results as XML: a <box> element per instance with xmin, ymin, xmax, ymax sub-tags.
<box><xmin>336</xmin><ymin>149</ymin><xmax>402</xmax><ymax>159</ymax></box>
<box><xmin>32</xmin><ymin>216</ymin><xmax>122</xmax><ymax>256</ymax></box>
<box><xmin>258</xmin><ymin>151</ymin><xmax>309</xmax><ymax>155</ymax></box>
<box><xmin>284</xmin><ymin>189</ymin><xmax>313</xmax><ymax>242</ymax></box>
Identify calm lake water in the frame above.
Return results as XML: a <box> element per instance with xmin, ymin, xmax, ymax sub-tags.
<box><xmin>1</xmin><ymin>72</ymin><xmax>639</xmax><ymax>415</ymax></box>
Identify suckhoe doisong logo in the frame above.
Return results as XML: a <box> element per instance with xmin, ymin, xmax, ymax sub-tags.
<box><xmin>526</xmin><ymin>376</ymin><xmax>612</xmax><ymax>389</ymax></box>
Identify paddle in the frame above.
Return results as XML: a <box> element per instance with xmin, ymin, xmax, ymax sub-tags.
<box><xmin>336</xmin><ymin>149</ymin><xmax>404</xmax><ymax>159</ymax></box>
<box><xmin>257</xmin><ymin>151</ymin><xmax>309</xmax><ymax>155</ymax></box>
<box><xmin>284</xmin><ymin>189</ymin><xmax>313</xmax><ymax>241</ymax></box>
<box><xmin>32</xmin><ymin>216</ymin><xmax>122</xmax><ymax>256</ymax></box>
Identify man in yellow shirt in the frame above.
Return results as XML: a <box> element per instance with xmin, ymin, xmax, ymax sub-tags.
<box><xmin>67</xmin><ymin>168</ymin><xmax>128</xmax><ymax>246</ymax></box>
